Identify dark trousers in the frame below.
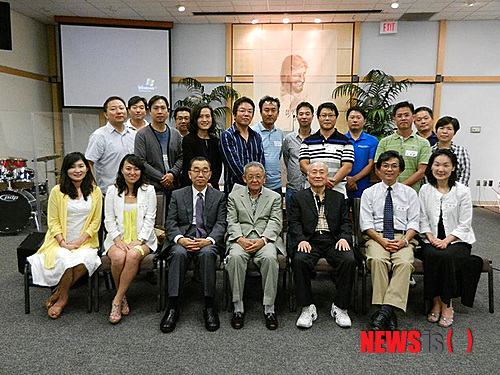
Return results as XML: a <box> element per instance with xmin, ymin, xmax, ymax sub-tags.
<box><xmin>422</xmin><ymin>242</ymin><xmax>482</xmax><ymax>307</ymax></box>
<box><xmin>292</xmin><ymin>232</ymin><xmax>357</xmax><ymax>309</ymax></box>
<box><xmin>167</xmin><ymin>227</ymin><xmax>218</xmax><ymax>299</ymax></box>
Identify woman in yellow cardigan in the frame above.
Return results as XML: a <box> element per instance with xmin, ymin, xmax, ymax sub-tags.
<box><xmin>28</xmin><ymin>152</ymin><xmax>102</xmax><ymax>319</ymax></box>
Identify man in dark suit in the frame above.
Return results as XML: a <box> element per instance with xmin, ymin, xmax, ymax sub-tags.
<box><xmin>289</xmin><ymin>161</ymin><xmax>357</xmax><ymax>329</ymax></box>
<box><xmin>160</xmin><ymin>157</ymin><xmax>227</xmax><ymax>333</ymax></box>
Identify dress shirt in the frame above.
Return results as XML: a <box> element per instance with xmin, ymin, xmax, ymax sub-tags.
<box><xmin>419</xmin><ymin>182</ymin><xmax>475</xmax><ymax>244</ymax></box>
<box><xmin>174</xmin><ymin>186</ymin><xmax>215</xmax><ymax>245</ymax></box>
<box><xmin>283</xmin><ymin>129</ymin><xmax>310</xmax><ymax>191</ymax></box>
<box><xmin>252</xmin><ymin>122</ymin><xmax>284</xmax><ymax>190</ymax></box>
<box><xmin>360</xmin><ymin>181</ymin><xmax>420</xmax><ymax>233</ymax></box>
<box><xmin>125</xmin><ymin>118</ymin><xmax>147</xmax><ymax>132</ymax></box>
<box><xmin>431</xmin><ymin>143</ymin><xmax>471</xmax><ymax>186</ymax></box>
<box><xmin>219</xmin><ymin>123</ymin><xmax>265</xmax><ymax>194</ymax></box>
<box><xmin>85</xmin><ymin>122</ymin><xmax>136</xmax><ymax>193</ymax></box>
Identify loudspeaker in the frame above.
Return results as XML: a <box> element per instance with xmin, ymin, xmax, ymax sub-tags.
<box><xmin>0</xmin><ymin>1</ymin><xmax>12</xmax><ymax>51</ymax></box>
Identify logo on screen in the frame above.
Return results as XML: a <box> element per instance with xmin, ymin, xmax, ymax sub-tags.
<box><xmin>138</xmin><ymin>78</ymin><xmax>157</xmax><ymax>93</ymax></box>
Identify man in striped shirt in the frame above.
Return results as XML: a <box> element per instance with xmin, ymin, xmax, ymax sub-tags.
<box><xmin>299</xmin><ymin>102</ymin><xmax>354</xmax><ymax>197</ymax></box>
<box><xmin>220</xmin><ymin>97</ymin><xmax>265</xmax><ymax>194</ymax></box>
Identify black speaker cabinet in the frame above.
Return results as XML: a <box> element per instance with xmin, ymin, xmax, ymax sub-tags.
<box><xmin>0</xmin><ymin>2</ymin><xmax>12</xmax><ymax>51</ymax></box>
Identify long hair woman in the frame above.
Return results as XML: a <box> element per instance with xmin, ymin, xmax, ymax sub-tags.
<box><xmin>27</xmin><ymin>152</ymin><xmax>102</xmax><ymax>319</ymax></box>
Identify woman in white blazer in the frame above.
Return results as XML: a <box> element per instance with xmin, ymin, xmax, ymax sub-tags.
<box><xmin>419</xmin><ymin>149</ymin><xmax>481</xmax><ymax>328</ymax></box>
<box><xmin>104</xmin><ymin>154</ymin><xmax>157</xmax><ymax>324</ymax></box>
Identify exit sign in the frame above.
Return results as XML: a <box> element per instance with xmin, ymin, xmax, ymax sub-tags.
<box><xmin>380</xmin><ymin>21</ymin><xmax>398</xmax><ymax>34</ymax></box>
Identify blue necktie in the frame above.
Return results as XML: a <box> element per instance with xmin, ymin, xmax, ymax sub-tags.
<box><xmin>196</xmin><ymin>192</ymin><xmax>207</xmax><ymax>238</ymax></box>
<box><xmin>383</xmin><ymin>186</ymin><xmax>394</xmax><ymax>240</ymax></box>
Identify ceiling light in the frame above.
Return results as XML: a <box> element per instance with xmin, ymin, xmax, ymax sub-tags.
<box><xmin>282</xmin><ymin>17</ymin><xmax>290</xmax><ymax>24</ymax></box>
<box><xmin>314</xmin><ymin>18</ymin><xmax>322</xmax><ymax>23</ymax></box>
<box><xmin>177</xmin><ymin>5</ymin><xmax>186</xmax><ymax>12</ymax></box>
<box><xmin>251</xmin><ymin>18</ymin><xmax>258</xmax><ymax>24</ymax></box>
<box><xmin>391</xmin><ymin>2</ymin><xmax>399</xmax><ymax>9</ymax></box>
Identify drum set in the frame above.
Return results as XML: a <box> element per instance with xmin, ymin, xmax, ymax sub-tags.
<box><xmin>0</xmin><ymin>155</ymin><xmax>60</xmax><ymax>234</ymax></box>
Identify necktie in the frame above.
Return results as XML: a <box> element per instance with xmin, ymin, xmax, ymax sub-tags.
<box><xmin>196</xmin><ymin>192</ymin><xmax>207</xmax><ymax>238</ymax></box>
<box><xmin>383</xmin><ymin>186</ymin><xmax>394</xmax><ymax>240</ymax></box>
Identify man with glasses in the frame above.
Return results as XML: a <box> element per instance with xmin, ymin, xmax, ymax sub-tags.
<box><xmin>226</xmin><ymin>162</ymin><xmax>284</xmax><ymax>330</ymax></box>
<box><xmin>161</xmin><ymin>157</ymin><xmax>227</xmax><ymax>333</ymax></box>
<box><xmin>375</xmin><ymin>101</ymin><xmax>431</xmax><ymax>192</ymax></box>
<box><xmin>173</xmin><ymin>106</ymin><xmax>191</xmax><ymax>137</ymax></box>
<box><xmin>220</xmin><ymin>97</ymin><xmax>265</xmax><ymax>195</ymax></box>
<box><xmin>299</xmin><ymin>102</ymin><xmax>354</xmax><ymax>197</ymax></box>
<box><xmin>360</xmin><ymin>151</ymin><xmax>420</xmax><ymax>331</ymax></box>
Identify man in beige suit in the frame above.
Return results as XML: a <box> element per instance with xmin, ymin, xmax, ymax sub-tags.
<box><xmin>226</xmin><ymin>162</ymin><xmax>284</xmax><ymax>330</ymax></box>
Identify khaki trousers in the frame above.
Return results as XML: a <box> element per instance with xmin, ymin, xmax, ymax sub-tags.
<box><xmin>365</xmin><ymin>232</ymin><xmax>415</xmax><ymax>312</ymax></box>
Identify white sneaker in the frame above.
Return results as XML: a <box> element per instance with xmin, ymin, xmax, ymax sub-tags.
<box><xmin>296</xmin><ymin>304</ymin><xmax>317</xmax><ymax>328</ymax></box>
<box><xmin>331</xmin><ymin>303</ymin><xmax>351</xmax><ymax>328</ymax></box>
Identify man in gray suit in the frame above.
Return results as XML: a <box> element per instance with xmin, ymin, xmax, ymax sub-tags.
<box><xmin>226</xmin><ymin>162</ymin><xmax>284</xmax><ymax>330</ymax></box>
<box><xmin>160</xmin><ymin>157</ymin><xmax>227</xmax><ymax>333</ymax></box>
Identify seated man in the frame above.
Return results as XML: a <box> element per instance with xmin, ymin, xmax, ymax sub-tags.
<box><xmin>161</xmin><ymin>157</ymin><xmax>227</xmax><ymax>333</ymax></box>
<box><xmin>226</xmin><ymin>162</ymin><xmax>284</xmax><ymax>330</ymax></box>
<box><xmin>360</xmin><ymin>151</ymin><xmax>420</xmax><ymax>331</ymax></box>
<box><xmin>289</xmin><ymin>162</ymin><xmax>357</xmax><ymax>329</ymax></box>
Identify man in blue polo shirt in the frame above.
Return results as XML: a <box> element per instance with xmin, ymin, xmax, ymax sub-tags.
<box><xmin>344</xmin><ymin>106</ymin><xmax>378</xmax><ymax>199</ymax></box>
<box><xmin>252</xmin><ymin>96</ymin><xmax>284</xmax><ymax>196</ymax></box>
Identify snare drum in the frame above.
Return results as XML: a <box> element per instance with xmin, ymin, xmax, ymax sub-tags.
<box><xmin>0</xmin><ymin>190</ymin><xmax>36</xmax><ymax>233</ymax></box>
<box><xmin>12</xmin><ymin>167</ymin><xmax>35</xmax><ymax>189</ymax></box>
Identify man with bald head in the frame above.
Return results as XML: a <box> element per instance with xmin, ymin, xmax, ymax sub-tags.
<box><xmin>289</xmin><ymin>162</ymin><xmax>357</xmax><ymax>329</ymax></box>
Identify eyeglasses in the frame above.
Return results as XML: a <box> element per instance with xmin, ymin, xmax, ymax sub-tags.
<box><xmin>380</xmin><ymin>163</ymin><xmax>400</xmax><ymax>170</ymax></box>
<box><xmin>245</xmin><ymin>174</ymin><xmax>263</xmax><ymax>180</ymax></box>
<box><xmin>237</xmin><ymin>108</ymin><xmax>254</xmax><ymax>115</ymax></box>
<box><xmin>190</xmin><ymin>168</ymin><xmax>210</xmax><ymax>175</ymax></box>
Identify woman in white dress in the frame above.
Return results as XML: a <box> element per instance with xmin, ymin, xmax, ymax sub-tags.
<box><xmin>104</xmin><ymin>154</ymin><xmax>157</xmax><ymax>324</ymax></box>
<box><xmin>28</xmin><ymin>152</ymin><xmax>102</xmax><ymax>319</ymax></box>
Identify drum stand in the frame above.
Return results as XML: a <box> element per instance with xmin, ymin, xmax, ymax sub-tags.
<box><xmin>31</xmin><ymin>211</ymin><xmax>40</xmax><ymax>231</ymax></box>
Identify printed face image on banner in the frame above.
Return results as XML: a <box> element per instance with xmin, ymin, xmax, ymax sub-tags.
<box><xmin>253</xmin><ymin>25</ymin><xmax>337</xmax><ymax>131</ymax></box>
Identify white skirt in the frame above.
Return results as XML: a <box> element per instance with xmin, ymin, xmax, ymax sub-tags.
<box><xmin>27</xmin><ymin>247</ymin><xmax>101</xmax><ymax>287</ymax></box>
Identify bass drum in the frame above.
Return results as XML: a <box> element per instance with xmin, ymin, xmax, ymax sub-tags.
<box><xmin>0</xmin><ymin>190</ymin><xmax>36</xmax><ymax>233</ymax></box>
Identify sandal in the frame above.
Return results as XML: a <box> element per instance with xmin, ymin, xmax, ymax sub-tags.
<box><xmin>121</xmin><ymin>297</ymin><xmax>130</xmax><ymax>316</ymax></box>
<box><xmin>109</xmin><ymin>303</ymin><xmax>122</xmax><ymax>324</ymax></box>
<box><xmin>438</xmin><ymin>309</ymin><xmax>454</xmax><ymax>328</ymax></box>
<box><xmin>427</xmin><ymin>312</ymin><xmax>440</xmax><ymax>323</ymax></box>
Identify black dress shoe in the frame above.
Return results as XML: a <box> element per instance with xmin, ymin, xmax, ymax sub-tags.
<box><xmin>231</xmin><ymin>312</ymin><xmax>244</xmax><ymax>329</ymax></box>
<box><xmin>265</xmin><ymin>313</ymin><xmax>278</xmax><ymax>330</ymax></box>
<box><xmin>371</xmin><ymin>311</ymin><xmax>389</xmax><ymax>331</ymax></box>
<box><xmin>388</xmin><ymin>310</ymin><xmax>398</xmax><ymax>331</ymax></box>
<box><xmin>160</xmin><ymin>308</ymin><xmax>179</xmax><ymax>333</ymax></box>
<box><xmin>203</xmin><ymin>307</ymin><xmax>220</xmax><ymax>332</ymax></box>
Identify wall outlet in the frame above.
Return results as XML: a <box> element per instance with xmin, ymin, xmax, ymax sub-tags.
<box><xmin>483</xmin><ymin>180</ymin><xmax>488</xmax><ymax>186</ymax></box>
<box><xmin>489</xmin><ymin>180</ymin><xmax>493</xmax><ymax>187</ymax></box>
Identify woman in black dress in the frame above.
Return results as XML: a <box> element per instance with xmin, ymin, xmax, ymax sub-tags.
<box><xmin>181</xmin><ymin>104</ymin><xmax>223</xmax><ymax>189</ymax></box>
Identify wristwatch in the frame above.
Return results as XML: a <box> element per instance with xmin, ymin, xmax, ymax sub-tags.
<box><xmin>403</xmin><ymin>238</ymin><xmax>409</xmax><ymax>247</ymax></box>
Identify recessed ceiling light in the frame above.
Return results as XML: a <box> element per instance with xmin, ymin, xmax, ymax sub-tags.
<box><xmin>251</xmin><ymin>19</ymin><xmax>258</xmax><ymax>24</ymax></box>
<box><xmin>177</xmin><ymin>5</ymin><xmax>186</xmax><ymax>12</ymax></box>
<box><xmin>314</xmin><ymin>18</ymin><xmax>322</xmax><ymax>23</ymax></box>
<box><xmin>391</xmin><ymin>2</ymin><xmax>399</xmax><ymax>9</ymax></box>
<box><xmin>282</xmin><ymin>17</ymin><xmax>290</xmax><ymax>24</ymax></box>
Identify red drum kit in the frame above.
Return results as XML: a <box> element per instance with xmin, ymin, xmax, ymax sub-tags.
<box><xmin>0</xmin><ymin>154</ymin><xmax>60</xmax><ymax>233</ymax></box>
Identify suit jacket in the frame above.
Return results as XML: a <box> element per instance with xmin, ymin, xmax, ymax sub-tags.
<box><xmin>165</xmin><ymin>185</ymin><xmax>227</xmax><ymax>252</ymax></box>
<box><xmin>134</xmin><ymin>124</ymin><xmax>183</xmax><ymax>192</ymax></box>
<box><xmin>288</xmin><ymin>188</ymin><xmax>352</xmax><ymax>253</ymax></box>
<box><xmin>226</xmin><ymin>184</ymin><xmax>285</xmax><ymax>255</ymax></box>
<box><xmin>103</xmin><ymin>184</ymin><xmax>158</xmax><ymax>253</ymax></box>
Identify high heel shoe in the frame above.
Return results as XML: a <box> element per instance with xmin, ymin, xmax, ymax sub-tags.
<box><xmin>109</xmin><ymin>303</ymin><xmax>122</xmax><ymax>324</ymax></box>
<box><xmin>438</xmin><ymin>309</ymin><xmax>454</xmax><ymax>328</ymax></box>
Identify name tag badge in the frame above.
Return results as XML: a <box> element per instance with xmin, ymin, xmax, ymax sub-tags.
<box><xmin>405</xmin><ymin>150</ymin><xmax>418</xmax><ymax>157</ymax></box>
<box><xmin>396</xmin><ymin>205</ymin><xmax>409</xmax><ymax>211</ymax></box>
<box><xmin>274</xmin><ymin>140</ymin><xmax>282</xmax><ymax>147</ymax></box>
<box><xmin>445</xmin><ymin>202</ymin><xmax>457</xmax><ymax>209</ymax></box>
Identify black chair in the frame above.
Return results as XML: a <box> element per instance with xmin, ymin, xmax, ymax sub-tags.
<box><xmin>93</xmin><ymin>194</ymin><xmax>167</xmax><ymax>312</ymax></box>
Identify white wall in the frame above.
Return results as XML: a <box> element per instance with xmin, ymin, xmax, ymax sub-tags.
<box><xmin>0</xmin><ymin>11</ymin><xmax>53</xmax><ymax>179</ymax></box>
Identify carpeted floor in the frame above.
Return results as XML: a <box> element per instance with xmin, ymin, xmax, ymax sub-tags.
<box><xmin>1</xmin><ymin>207</ymin><xmax>499</xmax><ymax>374</ymax></box>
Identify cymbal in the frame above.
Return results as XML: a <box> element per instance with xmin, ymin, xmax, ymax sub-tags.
<box><xmin>36</xmin><ymin>154</ymin><xmax>61</xmax><ymax>162</ymax></box>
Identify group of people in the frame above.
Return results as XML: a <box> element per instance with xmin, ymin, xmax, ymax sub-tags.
<box><xmin>27</xmin><ymin>93</ymin><xmax>481</xmax><ymax>334</ymax></box>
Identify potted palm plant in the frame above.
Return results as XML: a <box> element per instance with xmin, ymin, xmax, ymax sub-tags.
<box><xmin>333</xmin><ymin>69</ymin><xmax>413</xmax><ymax>139</ymax></box>
<box><xmin>174</xmin><ymin>77</ymin><xmax>240</xmax><ymax>121</ymax></box>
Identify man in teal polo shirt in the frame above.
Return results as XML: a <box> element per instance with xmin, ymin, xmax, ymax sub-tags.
<box><xmin>374</xmin><ymin>101</ymin><xmax>431</xmax><ymax>192</ymax></box>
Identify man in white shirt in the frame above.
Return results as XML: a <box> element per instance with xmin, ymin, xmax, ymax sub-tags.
<box><xmin>85</xmin><ymin>96</ymin><xmax>136</xmax><ymax>193</ymax></box>
<box><xmin>125</xmin><ymin>96</ymin><xmax>148</xmax><ymax>131</ymax></box>
<box><xmin>360</xmin><ymin>150</ymin><xmax>420</xmax><ymax>331</ymax></box>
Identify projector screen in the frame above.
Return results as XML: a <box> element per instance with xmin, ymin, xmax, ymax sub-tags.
<box><xmin>60</xmin><ymin>24</ymin><xmax>170</xmax><ymax>108</ymax></box>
